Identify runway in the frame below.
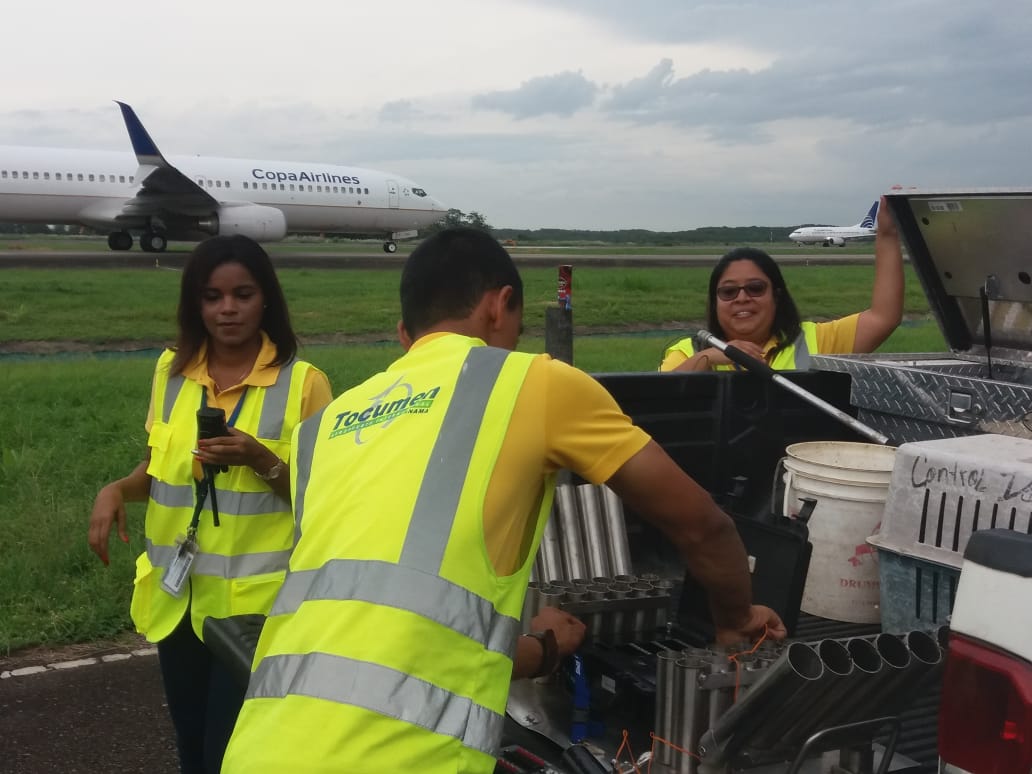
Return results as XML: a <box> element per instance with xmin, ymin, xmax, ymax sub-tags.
<box><xmin>0</xmin><ymin>249</ymin><xmax>876</xmax><ymax>269</ymax></box>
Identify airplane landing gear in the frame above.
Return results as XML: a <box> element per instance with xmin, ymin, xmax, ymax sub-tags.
<box><xmin>107</xmin><ymin>231</ymin><xmax>133</xmax><ymax>251</ymax></box>
<box><xmin>140</xmin><ymin>230</ymin><xmax>168</xmax><ymax>253</ymax></box>
<box><xmin>383</xmin><ymin>240</ymin><xmax>398</xmax><ymax>254</ymax></box>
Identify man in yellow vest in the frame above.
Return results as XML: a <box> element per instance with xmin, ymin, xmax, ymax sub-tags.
<box><xmin>222</xmin><ymin>228</ymin><xmax>786</xmax><ymax>774</ymax></box>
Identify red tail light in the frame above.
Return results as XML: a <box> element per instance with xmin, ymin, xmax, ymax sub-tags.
<box><xmin>939</xmin><ymin>633</ymin><xmax>1032</xmax><ymax>773</ymax></box>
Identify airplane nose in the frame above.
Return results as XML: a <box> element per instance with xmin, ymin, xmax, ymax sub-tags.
<box><xmin>431</xmin><ymin>198</ymin><xmax>448</xmax><ymax>212</ymax></box>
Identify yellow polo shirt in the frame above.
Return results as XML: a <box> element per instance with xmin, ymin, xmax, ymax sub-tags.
<box><xmin>145</xmin><ymin>332</ymin><xmax>332</xmax><ymax>432</ymax></box>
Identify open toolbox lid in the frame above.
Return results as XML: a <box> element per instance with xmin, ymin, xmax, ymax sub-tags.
<box><xmin>886</xmin><ymin>187</ymin><xmax>1032</xmax><ymax>362</ymax></box>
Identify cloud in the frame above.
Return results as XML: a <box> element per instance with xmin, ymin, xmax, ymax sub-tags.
<box><xmin>472</xmin><ymin>70</ymin><xmax>599</xmax><ymax>118</ymax></box>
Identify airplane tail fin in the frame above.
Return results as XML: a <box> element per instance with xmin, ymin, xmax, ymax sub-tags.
<box><xmin>859</xmin><ymin>200</ymin><xmax>879</xmax><ymax>229</ymax></box>
<box><xmin>115</xmin><ymin>101</ymin><xmax>168</xmax><ymax>167</ymax></box>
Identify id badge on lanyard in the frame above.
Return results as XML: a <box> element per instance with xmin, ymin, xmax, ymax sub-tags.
<box><xmin>161</xmin><ymin>529</ymin><xmax>198</xmax><ymax>598</ymax></box>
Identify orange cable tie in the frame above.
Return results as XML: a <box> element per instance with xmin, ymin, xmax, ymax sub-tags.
<box><xmin>649</xmin><ymin>732</ymin><xmax>703</xmax><ymax>762</ymax></box>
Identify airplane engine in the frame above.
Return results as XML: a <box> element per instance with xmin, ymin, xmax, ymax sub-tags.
<box><xmin>197</xmin><ymin>204</ymin><xmax>288</xmax><ymax>243</ymax></box>
<box><xmin>824</xmin><ymin>236</ymin><xmax>846</xmax><ymax>247</ymax></box>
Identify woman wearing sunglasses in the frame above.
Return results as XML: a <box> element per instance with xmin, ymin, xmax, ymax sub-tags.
<box><xmin>660</xmin><ymin>196</ymin><xmax>904</xmax><ymax>372</ymax></box>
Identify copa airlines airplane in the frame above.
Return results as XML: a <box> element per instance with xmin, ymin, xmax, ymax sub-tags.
<box><xmin>788</xmin><ymin>201</ymin><xmax>878</xmax><ymax>247</ymax></box>
<box><xmin>0</xmin><ymin>102</ymin><xmax>447</xmax><ymax>253</ymax></box>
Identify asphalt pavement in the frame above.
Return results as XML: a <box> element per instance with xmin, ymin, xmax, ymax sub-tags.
<box><xmin>0</xmin><ymin>650</ymin><xmax>178</xmax><ymax>773</ymax></box>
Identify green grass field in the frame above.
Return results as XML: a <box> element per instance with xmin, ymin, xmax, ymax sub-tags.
<box><xmin>0</xmin><ymin>262</ymin><xmax>946</xmax><ymax>653</ymax></box>
<box><xmin>1</xmin><ymin>263</ymin><xmax>929</xmax><ymax>344</ymax></box>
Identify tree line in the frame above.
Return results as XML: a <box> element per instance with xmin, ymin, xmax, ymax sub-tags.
<box><xmin>422</xmin><ymin>209</ymin><xmax>796</xmax><ymax>244</ymax></box>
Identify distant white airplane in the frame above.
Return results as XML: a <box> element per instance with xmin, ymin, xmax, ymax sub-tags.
<box><xmin>788</xmin><ymin>201</ymin><xmax>878</xmax><ymax>247</ymax></box>
<box><xmin>0</xmin><ymin>102</ymin><xmax>447</xmax><ymax>253</ymax></box>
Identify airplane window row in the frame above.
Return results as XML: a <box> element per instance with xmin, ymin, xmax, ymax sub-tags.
<box><xmin>1</xmin><ymin>170</ymin><xmax>135</xmax><ymax>184</ymax></box>
<box><xmin>240</xmin><ymin>181</ymin><xmax>371</xmax><ymax>196</ymax></box>
<box><xmin>196</xmin><ymin>179</ymin><xmax>233</xmax><ymax>189</ymax></box>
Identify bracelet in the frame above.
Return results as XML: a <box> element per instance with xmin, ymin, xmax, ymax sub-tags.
<box><xmin>524</xmin><ymin>629</ymin><xmax>560</xmax><ymax>678</ymax></box>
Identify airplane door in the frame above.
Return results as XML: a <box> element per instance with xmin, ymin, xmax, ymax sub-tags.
<box><xmin>387</xmin><ymin>179</ymin><xmax>400</xmax><ymax>208</ymax></box>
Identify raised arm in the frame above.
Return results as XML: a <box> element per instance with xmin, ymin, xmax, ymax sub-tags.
<box><xmin>853</xmin><ymin>195</ymin><xmax>904</xmax><ymax>353</ymax></box>
<box><xmin>605</xmin><ymin>441</ymin><xmax>786</xmax><ymax>643</ymax></box>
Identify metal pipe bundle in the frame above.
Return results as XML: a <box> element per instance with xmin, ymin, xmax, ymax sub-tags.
<box><xmin>697</xmin><ymin>642</ymin><xmax>824</xmax><ymax>768</ymax></box>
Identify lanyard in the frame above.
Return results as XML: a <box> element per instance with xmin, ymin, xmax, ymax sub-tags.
<box><xmin>190</xmin><ymin>387</ymin><xmax>249</xmax><ymax>533</ymax></box>
<box><xmin>200</xmin><ymin>386</ymin><xmax>248</xmax><ymax>427</ymax></box>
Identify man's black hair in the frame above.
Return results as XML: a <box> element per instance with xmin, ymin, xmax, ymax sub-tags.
<box><xmin>400</xmin><ymin>227</ymin><xmax>523</xmax><ymax>338</ymax></box>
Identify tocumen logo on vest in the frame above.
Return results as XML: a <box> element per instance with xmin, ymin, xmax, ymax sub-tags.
<box><xmin>329</xmin><ymin>374</ymin><xmax>442</xmax><ymax>444</ymax></box>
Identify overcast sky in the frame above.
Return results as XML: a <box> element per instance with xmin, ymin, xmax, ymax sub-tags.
<box><xmin>2</xmin><ymin>0</ymin><xmax>1030</xmax><ymax>230</ymax></box>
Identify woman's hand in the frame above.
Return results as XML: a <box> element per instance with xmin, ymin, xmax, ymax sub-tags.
<box><xmin>194</xmin><ymin>427</ymin><xmax>275</xmax><ymax>471</ymax></box>
<box><xmin>674</xmin><ymin>341</ymin><xmax>767</xmax><ymax>371</ymax></box>
<box><xmin>88</xmin><ymin>483</ymin><xmax>129</xmax><ymax>566</ymax></box>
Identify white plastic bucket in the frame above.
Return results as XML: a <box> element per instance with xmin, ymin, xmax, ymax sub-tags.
<box><xmin>780</xmin><ymin>441</ymin><xmax>897</xmax><ymax>624</ymax></box>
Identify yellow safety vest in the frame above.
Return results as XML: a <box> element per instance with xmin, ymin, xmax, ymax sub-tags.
<box><xmin>663</xmin><ymin>322</ymin><xmax>819</xmax><ymax>371</ymax></box>
<box><xmin>224</xmin><ymin>335</ymin><xmax>553</xmax><ymax>774</ymax></box>
<box><xmin>130</xmin><ymin>349</ymin><xmax>311</xmax><ymax>643</ymax></box>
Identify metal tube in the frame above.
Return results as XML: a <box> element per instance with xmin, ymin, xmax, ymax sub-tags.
<box><xmin>877</xmin><ymin>630</ymin><xmax>943</xmax><ymax>717</ymax></box>
<box><xmin>600</xmin><ymin>485</ymin><xmax>634</xmax><ymax>576</ymax></box>
<box><xmin>584</xmin><ymin>583</ymin><xmax>608</xmax><ymax>640</ymax></box>
<box><xmin>696</xmin><ymin>330</ymin><xmax>890</xmax><ymax>445</ymax></box>
<box><xmin>698</xmin><ymin>642</ymin><xmax>824</xmax><ymax>768</ymax></box>
<box><xmin>655</xmin><ymin>650</ymin><xmax>680</xmax><ymax>769</ymax></box>
<box><xmin>521</xmin><ymin>582</ymin><xmax>543</xmax><ymax>634</ymax></box>
<box><xmin>537</xmin><ymin>586</ymin><xmax>565</xmax><ymax>613</ymax></box>
<box><xmin>706</xmin><ymin>648</ymin><xmax>735</xmax><ymax>732</ymax></box>
<box><xmin>576</xmin><ymin>484</ymin><xmax>610</xmax><ymax>579</ymax></box>
<box><xmin>555</xmin><ymin>485</ymin><xmax>588</xmax><ymax>581</ymax></box>
<box><xmin>825</xmin><ymin>633</ymin><xmax>910</xmax><ymax>727</ymax></box>
<box><xmin>675</xmin><ymin>654</ymin><xmax>709</xmax><ymax>774</ymax></box>
<box><xmin>538</xmin><ymin>508</ymin><xmax>564</xmax><ymax>583</ymax></box>
<box><xmin>650</xmin><ymin>579</ymin><xmax>674</xmax><ymax>634</ymax></box>
<box><xmin>629</xmin><ymin>581</ymin><xmax>653</xmax><ymax>638</ymax></box>
<box><xmin>755</xmin><ymin>638</ymin><xmax>854</xmax><ymax>750</ymax></box>
<box><xmin>605</xmin><ymin>582</ymin><xmax>629</xmax><ymax>643</ymax></box>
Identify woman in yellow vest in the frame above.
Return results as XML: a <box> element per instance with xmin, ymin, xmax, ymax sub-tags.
<box><xmin>660</xmin><ymin>196</ymin><xmax>904</xmax><ymax>372</ymax></box>
<box><xmin>87</xmin><ymin>235</ymin><xmax>331</xmax><ymax>774</ymax></box>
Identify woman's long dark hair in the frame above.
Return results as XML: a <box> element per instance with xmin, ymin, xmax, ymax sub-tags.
<box><xmin>170</xmin><ymin>235</ymin><xmax>298</xmax><ymax>374</ymax></box>
<box><xmin>704</xmin><ymin>247</ymin><xmax>802</xmax><ymax>359</ymax></box>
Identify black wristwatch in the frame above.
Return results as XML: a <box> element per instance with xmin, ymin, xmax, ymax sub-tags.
<box><xmin>524</xmin><ymin>629</ymin><xmax>560</xmax><ymax>678</ymax></box>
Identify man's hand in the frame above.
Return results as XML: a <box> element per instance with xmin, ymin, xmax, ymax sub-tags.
<box><xmin>530</xmin><ymin>606</ymin><xmax>586</xmax><ymax>657</ymax></box>
<box><xmin>715</xmin><ymin>604</ymin><xmax>787</xmax><ymax>646</ymax></box>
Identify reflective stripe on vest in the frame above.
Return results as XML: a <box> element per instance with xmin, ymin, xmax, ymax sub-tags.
<box><xmin>146</xmin><ymin>539</ymin><xmax>293</xmax><ymax>578</ymax></box>
<box><xmin>247</xmin><ymin>652</ymin><xmax>503</xmax><ymax>758</ymax></box>
<box><xmin>248</xmin><ymin>346</ymin><xmax>513</xmax><ymax>756</ymax></box>
<box><xmin>270</xmin><ymin>558</ymin><xmax>519</xmax><ymax>655</ymax></box>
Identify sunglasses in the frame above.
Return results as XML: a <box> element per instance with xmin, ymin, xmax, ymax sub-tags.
<box><xmin>715</xmin><ymin>280</ymin><xmax>770</xmax><ymax>302</ymax></box>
